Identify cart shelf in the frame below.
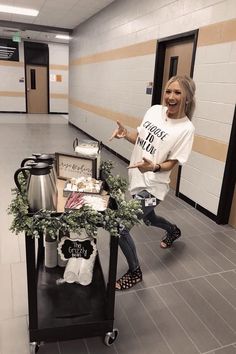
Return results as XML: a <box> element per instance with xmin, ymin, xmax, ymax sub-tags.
<box><xmin>25</xmin><ymin>179</ymin><xmax>119</xmax><ymax>352</ymax></box>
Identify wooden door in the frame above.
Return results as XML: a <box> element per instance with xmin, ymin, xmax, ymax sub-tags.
<box><xmin>26</xmin><ymin>65</ymin><xmax>48</xmax><ymax>113</ymax></box>
<box><xmin>162</xmin><ymin>39</ymin><xmax>194</xmax><ymax>190</ymax></box>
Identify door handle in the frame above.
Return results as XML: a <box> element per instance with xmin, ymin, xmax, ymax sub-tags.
<box><xmin>27</xmin><ymin>88</ymin><xmax>30</xmax><ymax>92</ymax></box>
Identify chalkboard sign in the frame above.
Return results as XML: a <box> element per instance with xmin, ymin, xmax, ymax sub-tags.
<box><xmin>58</xmin><ymin>237</ymin><xmax>96</xmax><ymax>261</ymax></box>
<box><xmin>55</xmin><ymin>152</ymin><xmax>96</xmax><ymax>180</ymax></box>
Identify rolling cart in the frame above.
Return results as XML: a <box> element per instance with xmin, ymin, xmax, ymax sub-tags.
<box><xmin>25</xmin><ymin>182</ymin><xmax>119</xmax><ymax>353</ymax></box>
<box><xmin>26</xmin><ymin>231</ymin><xmax>119</xmax><ymax>353</ymax></box>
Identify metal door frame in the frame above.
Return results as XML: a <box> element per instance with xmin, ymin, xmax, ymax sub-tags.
<box><xmin>216</xmin><ymin>105</ymin><xmax>236</xmax><ymax>224</ymax></box>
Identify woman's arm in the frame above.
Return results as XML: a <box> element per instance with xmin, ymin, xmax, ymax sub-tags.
<box><xmin>110</xmin><ymin>120</ymin><xmax>138</xmax><ymax>145</ymax></box>
<box><xmin>128</xmin><ymin>158</ymin><xmax>178</xmax><ymax>173</ymax></box>
<box><xmin>153</xmin><ymin>159</ymin><xmax>178</xmax><ymax>172</ymax></box>
<box><xmin>124</xmin><ymin>129</ymin><xmax>138</xmax><ymax>144</ymax></box>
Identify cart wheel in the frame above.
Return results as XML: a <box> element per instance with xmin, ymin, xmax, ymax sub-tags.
<box><xmin>104</xmin><ymin>328</ymin><xmax>119</xmax><ymax>346</ymax></box>
<box><xmin>29</xmin><ymin>342</ymin><xmax>40</xmax><ymax>353</ymax></box>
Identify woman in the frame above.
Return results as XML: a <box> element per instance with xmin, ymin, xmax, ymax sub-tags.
<box><xmin>110</xmin><ymin>75</ymin><xmax>196</xmax><ymax>290</ymax></box>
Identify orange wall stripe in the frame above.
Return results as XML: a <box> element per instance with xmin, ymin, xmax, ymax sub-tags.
<box><xmin>193</xmin><ymin>135</ymin><xmax>228</xmax><ymax>162</ymax></box>
<box><xmin>0</xmin><ymin>91</ymin><xmax>24</xmax><ymax>97</ymax></box>
<box><xmin>69</xmin><ymin>98</ymin><xmax>140</xmax><ymax>128</ymax></box>
<box><xmin>49</xmin><ymin>64</ymin><xmax>68</xmax><ymax>70</ymax></box>
<box><xmin>0</xmin><ymin>61</ymin><xmax>24</xmax><ymax>67</ymax></box>
<box><xmin>50</xmin><ymin>93</ymin><xmax>68</xmax><ymax>99</ymax></box>
<box><xmin>198</xmin><ymin>18</ymin><xmax>236</xmax><ymax>46</ymax></box>
<box><xmin>70</xmin><ymin>39</ymin><xmax>157</xmax><ymax>66</ymax></box>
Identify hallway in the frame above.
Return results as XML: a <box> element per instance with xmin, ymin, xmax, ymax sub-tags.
<box><xmin>0</xmin><ymin>114</ymin><xmax>236</xmax><ymax>354</ymax></box>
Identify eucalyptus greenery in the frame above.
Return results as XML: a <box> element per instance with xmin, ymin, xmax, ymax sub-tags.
<box><xmin>8</xmin><ymin>160</ymin><xmax>143</xmax><ymax>239</ymax></box>
<box><xmin>100</xmin><ymin>160</ymin><xmax>114</xmax><ymax>179</ymax></box>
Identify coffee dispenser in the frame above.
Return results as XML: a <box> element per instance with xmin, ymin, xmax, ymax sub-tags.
<box><xmin>14</xmin><ymin>162</ymin><xmax>57</xmax><ymax>212</ymax></box>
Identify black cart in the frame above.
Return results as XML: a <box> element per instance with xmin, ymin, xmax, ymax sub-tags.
<box><xmin>25</xmin><ymin>227</ymin><xmax>119</xmax><ymax>353</ymax></box>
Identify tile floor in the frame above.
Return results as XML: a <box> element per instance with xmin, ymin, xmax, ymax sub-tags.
<box><xmin>0</xmin><ymin>114</ymin><xmax>236</xmax><ymax>354</ymax></box>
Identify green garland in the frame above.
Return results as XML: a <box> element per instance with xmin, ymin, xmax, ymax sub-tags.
<box><xmin>8</xmin><ymin>160</ymin><xmax>143</xmax><ymax>239</ymax></box>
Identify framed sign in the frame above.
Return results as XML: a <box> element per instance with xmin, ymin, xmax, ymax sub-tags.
<box><xmin>55</xmin><ymin>152</ymin><xmax>96</xmax><ymax>180</ymax></box>
<box><xmin>58</xmin><ymin>237</ymin><xmax>97</xmax><ymax>261</ymax></box>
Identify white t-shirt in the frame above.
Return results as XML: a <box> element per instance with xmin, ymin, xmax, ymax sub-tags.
<box><xmin>128</xmin><ymin>105</ymin><xmax>195</xmax><ymax>200</ymax></box>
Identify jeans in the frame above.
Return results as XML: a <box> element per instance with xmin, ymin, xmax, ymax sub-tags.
<box><xmin>118</xmin><ymin>190</ymin><xmax>175</xmax><ymax>272</ymax></box>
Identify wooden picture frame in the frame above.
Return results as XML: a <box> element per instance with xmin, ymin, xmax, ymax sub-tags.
<box><xmin>55</xmin><ymin>152</ymin><xmax>96</xmax><ymax>180</ymax></box>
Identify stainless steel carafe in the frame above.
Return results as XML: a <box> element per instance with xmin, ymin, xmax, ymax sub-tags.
<box><xmin>14</xmin><ymin>162</ymin><xmax>57</xmax><ymax>212</ymax></box>
<box><xmin>21</xmin><ymin>153</ymin><xmax>57</xmax><ymax>185</ymax></box>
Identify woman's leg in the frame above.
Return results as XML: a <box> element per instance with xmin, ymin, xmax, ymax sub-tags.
<box><xmin>117</xmin><ymin>229</ymin><xmax>143</xmax><ymax>290</ymax></box>
<box><xmin>118</xmin><ymin>228</ymin><xmax>140</xmax><ymax>272</ymax></box>
<box><xmin>145</xmin><ymin>209</ymin><xmax>181</xmax><ymax>248</ymax></box>
<box><xmin>144</xmin><ymin>209</ymin><xmax>174</xmax><ymax>234</ymax></box>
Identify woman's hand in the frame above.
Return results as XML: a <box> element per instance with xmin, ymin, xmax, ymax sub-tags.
<box><xmin>109</xmin><ymin>120</ymin><xmax>127</xmax><ymax>140</ymax></box>
<box><xmin>128</xmin><ymin>157</ymin><xmax>155</xmax><ymax>173</ymax></box>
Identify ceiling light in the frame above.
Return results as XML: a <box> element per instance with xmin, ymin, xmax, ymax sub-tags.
<box><xmin>55</xmin><ymin>34</ymin><xmax>71</xmax><ymax>40</ymax></box>
<box><xmin>0</xmin><ymin>5</ymin><xmax>38</xmax><ymax>16</ymax></box>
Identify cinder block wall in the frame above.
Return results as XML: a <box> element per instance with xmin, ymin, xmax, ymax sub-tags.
<box><xmin>0</xmin><ymin>42</ymin><xmax>69</xmax><ymax>113</ymax></box>
<box><xmin>69</xmin><ymin>0</ymin><xmax>236</xmax><ymax>216</ymax></box>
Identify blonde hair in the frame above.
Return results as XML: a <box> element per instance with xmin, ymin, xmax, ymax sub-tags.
<box><xmin>162</xmin><ymin>75</ymin><xmax>196</xmax><ymax>120</ymax></box>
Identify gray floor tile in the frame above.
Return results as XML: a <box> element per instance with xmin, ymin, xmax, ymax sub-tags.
<box><xmin>221</xmin><ymin>271</ymin><xmax>236</xmax><ymax>289</ymax></box>
<box><xmin>144</xmin><ymin>241</ymin><xmax>193</xmax><ymax>281</ymax></box>
<box><xmin>118</xmin><ymin>291</ymin><xmax>173</xmax><ymax>354</ymax></box>
<box><xmin>173</xmin><ymin>281</ymin><xmax>236</xmax><ymax>345</ymax></box>
<box><xmin>196</xmin><ymin>233</ymin><xmax>236</xmax><ymax>265</ymax></box>
<box><xmin>155</xmin><ymin>284</ymin><xmax>220</xmax><ymax>352</ymax></box>
<box><xmin>56</xmin><ymin>338</ymin><xmax>87</xmax><ymax>354</ymax></box>
<box><xmin>210</xmin><ymin>232</ymin><xmax>236</xmax><ymax>252</ymax></box>
<box><xmin>189</xmin><ymin>277</ymin><xmax>236</xmax><ymax>332</ymax></box>
<box><xmin>1</xmin><ymin>113</ymin><xmax>236</xmax><ymax>354</ymax></box>
<box><xmin>178</xmin><ymin>209</ymin><xmax>216</xmax><ymax>233</ymax></box>
<box><xmin>186</xmin><ymin>238</ymin><xmax>223</xmax><ymax>273</ymax></box>
<box><xmin>137</xmin><ymin>287</ymin><xmax>199</xmax><ymax>354</ymax></box>
<box><xmin>205</xmin><ymin>273</ymin><xmax>236</xmax><ymax>308</ymax></box>
<box><xmin>212</xmin><ymin>345</ymin><xmax>236</xmax><ymax>353</ymax></box>
<box><xmin>85</xmin><ymin>336</ymin><xmax>118</xmax><ymax>354</ymax></box>
<box><xmin>35</xmin><ymin>342</ymin><xmax>60</xmax><ymax>354</ymax></box>
<box><xmin>114</xmin><ymin>298</ymin><xmax>144</xmax><ymax>354</ymax></box>
<box><xmin>136</xmin><ymin>243</ymin><xmax>176</xmax><ymax>284</ymax></box>
<box><xmin>187</xmin><ymin>235</ymin><xmax>235</xmax><ymax>271</ymax></box>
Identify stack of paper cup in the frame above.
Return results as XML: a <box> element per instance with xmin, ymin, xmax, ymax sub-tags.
<box><xmin>63</xmin><ymin>257</ymin><xmax>82</xmax><ymax>283</ymax></box>
<box><xmin>63</xmin><ymin>240</ymin><xmax>97</xmax><ymax>285</ymax></box>
<box><xmin>78</xmin><ymin>257</ymin><xmax>95</xmax><ymax>286</ymax></box>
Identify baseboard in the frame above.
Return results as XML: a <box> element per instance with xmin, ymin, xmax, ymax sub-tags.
<box><xmin>0</xmin><ymin>111</ymin><xmax>26</xmax><ymax>113</ymax></box>
<box><xmin>178</xmin><ymin>192</ymin><xmax>217</xmax><ymax>222</ymax></box>
<box><xmin>49</xmin><ymin>112</ymin><xmax>68</xmax><ymax>115</ymax></box>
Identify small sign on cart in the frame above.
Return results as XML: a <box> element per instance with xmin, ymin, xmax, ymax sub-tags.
<box><xmin>58</xmin><ymin>237</ymin><xmax>96</xmax><ymax>261</ymax></box>
<box><xmin>55</xmin><ymin>152</ymin><xmax>96</xmax><ymax>180</ymax></box>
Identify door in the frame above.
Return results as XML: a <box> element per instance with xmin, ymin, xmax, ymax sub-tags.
<box><xmin>26</xmin><ymin>65</ymin><xmax>48</xmax><ymax>113</ymax></box>
<box><xmin>162</xmin><ymin>40</ymin><xmax>194</xmax><ymax>190</ymax></box>
<box><xmin>152</xmin><ymin>31</ymin><xmax>198</xmax><ymax>194</ymax></box>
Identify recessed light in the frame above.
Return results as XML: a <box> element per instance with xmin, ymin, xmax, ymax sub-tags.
<box><xmin>0</xmin><ymin>5</ymin><xmax>38</xmax><ymax>16</ymax></box>
<box><xmin>55</xmin><ymin>34</ymin><xmax>71</xmax><ymax>40</ymax></box>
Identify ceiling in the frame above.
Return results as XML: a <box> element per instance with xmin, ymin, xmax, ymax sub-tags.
<box><xmin>0</xmin><ymin>0</ymin><xmax>115</xmax><ymax>43</ymax></box>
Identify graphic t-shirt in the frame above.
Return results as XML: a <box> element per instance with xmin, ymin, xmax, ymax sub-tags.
<box><xmin>128</xmin><ymin>105</ymin><xmax>195</xmax><ymax>200</ymax></box>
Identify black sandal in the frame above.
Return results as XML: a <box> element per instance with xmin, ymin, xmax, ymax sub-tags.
<box><xmin>160</xmin><ymin>226</ymin><xmax>181</xmax><ymax>249</ymax></box>
<box><xmin>115</xmin><ymin>267</ymin><xmax>142</xmax><ymax>291</ymax></box>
